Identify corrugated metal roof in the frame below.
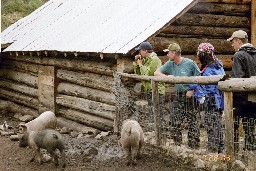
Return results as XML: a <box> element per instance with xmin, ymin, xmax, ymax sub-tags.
<box><xmin>1</xmin><ymin>0</ymin><xmax>194</xmax><ymax>54</ymax></box>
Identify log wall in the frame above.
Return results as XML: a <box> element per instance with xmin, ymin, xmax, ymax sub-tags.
<box><xmin>55</xmin><ymin>57</ymin><xmax>116</xmax><ymax>131</ymax></box>
<box><xmin>0</xmin><ymin>54</ymin><xmax>117</xmax><ymax>131</ymax></box>
<box><xmin>149</xmin><ymin>1</ymin><xmax>252</xmax><ymax>69</ymax></box>
<box><xmin>0</xmin><ymin>55</ymin><xmax>39</xmax><ymax>117</ymax></box>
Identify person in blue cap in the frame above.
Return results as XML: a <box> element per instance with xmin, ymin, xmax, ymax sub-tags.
<box><xmin>133</xmin><ymin>42</ymin><xmax>166</xmax><ymax>130</ymax></box>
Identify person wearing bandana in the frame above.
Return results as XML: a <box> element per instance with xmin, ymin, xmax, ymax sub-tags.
<box><xmin>189</xmin><ymin>43</ymin><xmax>225</xmax><ymax>153</ymax></box>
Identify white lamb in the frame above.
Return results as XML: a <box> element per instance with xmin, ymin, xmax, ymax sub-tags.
<box><xmin>120</xmin><ymin>119</ymin><xmax>144</xmax><ymax>166</ymax></box>
<box><xmin>19</xmin><ymin>111</ymin><xmax>57</xmax><ymax>133</ymax></box>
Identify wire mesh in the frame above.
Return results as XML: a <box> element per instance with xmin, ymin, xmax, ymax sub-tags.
<box><xmin>114</xmin><ymin>74</ymin><xmax>256</xmax><ymax>170</ymax></box>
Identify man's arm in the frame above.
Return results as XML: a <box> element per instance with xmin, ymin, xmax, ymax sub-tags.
<box><xmin>154</xmin><ymin>68</ymin><xmax>167</xmax><ymax>76</ymax></box>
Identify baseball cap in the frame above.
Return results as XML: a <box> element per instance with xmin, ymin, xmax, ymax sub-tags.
<box><xmin>135</xmin><ymin>42</ymin><xmax>153</xmax><ymax>51</ymax></box>
<box><xmin>163</xmin><ymin>43</ymin><xmax>181</xmax><ymax>52</ymax></box>
<box><xmin>227</xmin><ymin>30</ymin><xmax>248</xmax><ymax>41</ymax></box>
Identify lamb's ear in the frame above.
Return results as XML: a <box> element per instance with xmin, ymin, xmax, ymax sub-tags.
<box><xmin>19</xmin><ymin>123</ymin><xmax>27</xmax><ymax>133</ymax></box>
<box><xmin>22</xmin><ymin>125</ymin><xmax>28</xmax><ymax>132</ymax></box>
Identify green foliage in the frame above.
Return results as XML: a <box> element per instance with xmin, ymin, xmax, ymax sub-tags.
<box><xmin>26</xmin><ymin>0</ymin><xmax>44</xmax><ymax>15</ymax></box>
<box><xmin>3</xmin><ymin>0</ymin><xmax>26</xmax><ymax>13</ymax></box>
<box><xmin>1</xmin><ymin>0</ymin><xmax>47</xmax><ymax>31</ymax></box>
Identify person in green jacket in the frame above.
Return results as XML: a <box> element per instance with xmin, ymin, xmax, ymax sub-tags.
<box><xmin>133</xmin><ymin>42</ymin><xmax>166</xmax><ymax>130</ymax></box>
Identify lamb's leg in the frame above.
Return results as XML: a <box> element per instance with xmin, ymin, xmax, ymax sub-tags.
<box><xmin>49</xmin><ymin>150</ymin><xmax>59</xmax><ymax>167</ymax></box>
<box><xmin>35</xmin><ymin>148</ymin><xmax>43</xmax><ymax>165</ymax></box>
<box><xmin>59</xmin><ymin>149</ymin><xmax>66</xmax><ymax>168</ymax></box>
<box><xmin>29</xmin><ymin>150</ymin><xmax>36</xmax><ymax>162</ymax></box>
<box><xmin>124</xmin><ymin>146</ymin><xmax>131</xmax><ymax>166</ymax></box>
<box><xmin>138</xmin><ymin>139</ymin><xmax>144</xmax><ymax>159</ymax></box>
<box><xmin>131</xmin><ymin>146</ymin><xmax>139</xmax><ymax>166</ymax></box>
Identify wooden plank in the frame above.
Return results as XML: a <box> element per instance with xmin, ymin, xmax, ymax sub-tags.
<box><xmin>1</xmin><ymin>55</ymin><xmax>116</xmax><ymax>76</ymax></box>
<box><xmin>151</xmin><ymin>37</ymin><xmax>235</xmax><ymax>54</ymax></box>
<box><xmin>251</xmin><ymin>0</ymin><xmax>256</xmax><ymax>46</ymax></box>
<box><xmin>0</xmin><ymin>80</ymin><xmax>38</xmax><ymax>97</ymax></box>
<box><xmin>151</xmin><ymin>80</ymin><xmax>161</xmax><ymax>146</ymax></box>
<box><xmin>174</xmin><ymin>13</ymin><xmax>250</xmax><ymax>27</ymax></box>
<box><xmin>1</xmin><ymin>59</ymin><xmax>39</xmax><ymax>74</ymax></box>
<box><xmin>0</xmin><ymin>68</ymin><xmax>38</xmax><ymax>87</ymax></box>
<box><xmin>118</xmin><ymin>72</ymin><xmax>223</xmax><ymax>84</ymax></box>
<box><xmin>58</xmin><ymin>107</ymin><xmax>113</xmax><ymax>131</ymax></box>
<box><xmin>114</xmin><ymin>104</ymin><xmax>120</xmax><ymax>134</ymax></box>
<box><xmin>0</xmin><ymin>89</ymin><xmax>38</xmax><ymax>109</ymax></box>
<box><xmin>218</xmin><ymin>78</ymin><xmax>256</xmax><ymax>91</ymax></box>
<box><xmin>57</xmin><ymin>82</ymin><xmax>115</xmax><ymax>105</ymax></box>
<box><xmin>57</xmin><ymin>117</ymin><xmax>99</xmax><ymax>135</ymax></box>
<box><xmin>57</xmin><ymin>69</ymin><xmax>113</xmax><ymax>92</ymax></box>
<box><xmin>161</xmin><ymin>25</ymin><xmax>250</xmax><ymax>38</ymax></box>
<box><xmin>223</xmin><ymin>91</ymin><xmax>234</xmax><ymax>169</ymax></box>
<box><xmin>56</xmin><ymin>94</ymin><xmax>115</xmax><ymax>120</ymax></box>
<box><xmin>199</xmin><ymin>0</ymin><xmax>251</xmax><ymax>4</ymax></box>
<box><xmin>190</xmin><ymin>2</ymin><xmax>250</xmax><ymax>13</ymax></box>
<box><xmin>113</xmin><ymin>73</ymin><xmax>121</xmax><ymax>134</ymax></box>
<box><xmin>0</xmin><ymin>99</ymin><xmax>38</xmax><ymax>117</ymax></box>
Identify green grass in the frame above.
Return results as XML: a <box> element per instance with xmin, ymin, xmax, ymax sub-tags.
<box><xmin>1</xmin><ymin>0</ymin><xmax>46</xmax><ymax>31</ymax></box>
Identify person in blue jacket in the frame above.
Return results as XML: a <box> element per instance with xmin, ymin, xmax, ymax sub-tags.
<box><xmin>189</xmin><ymin>43</ymin><xmax>225</xmax><ymax>153</ymax></box>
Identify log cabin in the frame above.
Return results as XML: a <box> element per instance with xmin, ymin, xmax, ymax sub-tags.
<box><xmin>0</xmin><ymin>0</ymin><xmax>255</xmax><ymax>131</ymax></box>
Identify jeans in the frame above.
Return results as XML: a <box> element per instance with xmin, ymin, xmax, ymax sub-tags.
<box><xmin>171</xmin><ymin>93</ymin><xmax>200</xmax><ymax>148</ymax></box>
<box><xmin>204</xmin><ymin>96</ymin><xmax>224</xmax><ymax>153</ymax></box>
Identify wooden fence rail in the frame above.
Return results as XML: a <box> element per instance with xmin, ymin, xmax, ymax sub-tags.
<box><xmin>114</xmin><ymin>72</ymin><xmax>256</xmax><ymax>169</ymax></box>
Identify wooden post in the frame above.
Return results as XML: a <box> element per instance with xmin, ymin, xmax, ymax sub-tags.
<box><xmin>114</xmin><ymin>101</ymin><xmax>121</xmax><ymax>134</ymax></box>
<box><xmin>224</xmin><ymin>91</ymin><xmax>234</xmax><ymax>169</ymax></box>
<box><xmin>113</xmin><ymin>73</ymin><xmax>121</xmax><ymax>134</ymax></box>
<box><xmin>114</xmin><ymin>57</ymin><xmax>133</xmax><ymax>134</ymax></box>
<box><xmin>251</xmin><ymin>0</ymin><xmax>256</xmax><ymax>46</ymax></box>
<box><xmin>151</xmin><ymin>80</ymin><xmax>161</xmax><ymax>146</ymax></box>
<box><xmin>38</xmin><ymin>65</ymin><xmax>56</xmax><ymax>114</ymax></box>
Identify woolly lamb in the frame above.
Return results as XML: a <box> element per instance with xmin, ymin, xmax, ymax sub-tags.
<box><xmin>19</xmin><ymin>111</ymin><xmax>57</xmax><ymax>133</ymax></box>
<box><xmin>120</xmin><ymin>119</ymin><xmax>144</xmax><ymax>166</ymax></box>
<box><xmin>19</xmin><ymin>128</ymin><xmax>66</xmax><ymax>168</ymax></box>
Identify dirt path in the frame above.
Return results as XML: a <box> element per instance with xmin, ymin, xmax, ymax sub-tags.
<box><xmin>0</xmin><ymin>115</ymin><xmax>202</xmax><ymax>171</ymax></box>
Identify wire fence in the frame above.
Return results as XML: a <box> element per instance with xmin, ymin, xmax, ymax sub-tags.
<box><xmin>113</xmin><ymin>72</ymin><xmax>256</xmax><ymax>170</ymax></box>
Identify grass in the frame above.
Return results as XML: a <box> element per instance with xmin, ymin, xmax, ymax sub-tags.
<box><xmin>1</xmin><ymin>0</ymin><xmax>46</xmax><ymax>31</ymax></box>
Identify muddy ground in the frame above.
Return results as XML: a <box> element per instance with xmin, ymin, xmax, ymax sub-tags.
<box><xmin>0</xmin><ymin>114</ymin><xmax>205</xmax><ymax>171</ymax></box>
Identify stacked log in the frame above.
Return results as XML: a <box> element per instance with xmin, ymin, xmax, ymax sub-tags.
<box><xmin>0</xmin><ymin>59</ymin><xmax>39</xmax><ymax>116</ymax></box>
<box><xmin>57</xmin><ymin>69</ymin><xmax>113</xmax><ymax>92</ymax></box>
<box><xmin>150</xmin><ymin>1</ymin><xmax>251</xmax><ymax>69</ymax></box>
<box><xmin>57</xmin><ymin>82</ymin><xmax>115</xmax><ymax>105</ymax></box>
<box><xmin>55</xmin><ymin>57</ymin><xmax>116</xmax><ymax>131</ymax></box>
<box><xmin>0</xmin><ymin>68</ymin><xmax>38</xmax><ymax>87</ymax></box>
<box><xmin>0</xmin><ymin>54</ymin><xmax>117</xmax><ymax>131</ymax></box>
<box><xmin>2</xmin><ymin>55</ymin><xmax>116</xmax><ymax>76</ymax></box>
<box><xmin>58</xmin><ymin>108</ymin><xmax>113</xmax><ymax>131</ymax></box>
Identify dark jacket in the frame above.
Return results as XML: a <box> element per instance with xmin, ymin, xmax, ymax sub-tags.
<box><xmin>231</xmin><ymin>44</ymin><xmax>256</xmax><ymax>78</ymax></box>
<box><xmin>231</xmin><ymin>44</ymin><xmax>256</xmax><ymax>112</ymax></box>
